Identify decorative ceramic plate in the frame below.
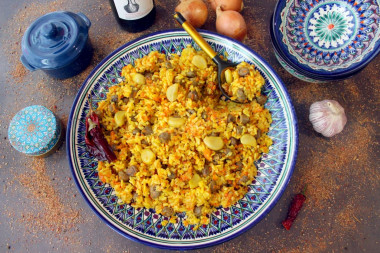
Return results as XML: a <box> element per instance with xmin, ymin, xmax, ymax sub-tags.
<box><xmin>67</xmin><ymin>30</ymin><xmax>298</xmax><ymax>250</ymax></box>
<box><xmin>272</xmin><ymin>0</ymin><xmax>380</xmax><ymax>77</ymax></box>
<box><xmin>269</xmin><ymin>17</ymin><xmax>328</xmax><ymax>83</ymax></box>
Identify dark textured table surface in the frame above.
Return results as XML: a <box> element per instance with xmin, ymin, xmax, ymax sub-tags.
<box><xmin>1</xmin><ymin>0</ymin><xmax>379</xmax><ymax>252</ymax></box>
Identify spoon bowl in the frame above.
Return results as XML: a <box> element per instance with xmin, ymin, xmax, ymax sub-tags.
<box><xmin>174</xmin><ymin>12</ymin><xmax>247</xmax><ymax>104</ymax></box>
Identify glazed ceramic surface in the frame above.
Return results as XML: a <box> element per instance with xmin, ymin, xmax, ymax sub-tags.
<box><xmin>270</xmin><ymin>18</ymin><xmax>327</xmax><ymax>82</ymax></box>
<box><xmin>273</xmin><ymin>0</ymin><xmax>380</xmax><ymax>77</ymax></box>
<box><xmin>21</xmin><ymin>11</ymin><xmax>93</xmax><ymax>79</ymax></box>
<box><xmin>8</xmin><ymin>105</ymin><xmax>62</xmax><ymax>156</ymax></box>
<box><xmin>274</xmin><ymin>50</ymin><xmax>325</xmax><ymax>82</ymax></box>
<box><xmin>66</xmin><ymin>30</ymin><xmax>298</xmax><ymax>249</ymax></box>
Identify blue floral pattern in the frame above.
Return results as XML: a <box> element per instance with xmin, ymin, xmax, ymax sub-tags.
<box><xmin>308</xmin><ymin>5</ymin><xmax>354</xmax><ymax>48</ymax></box>
<box><xmin>279</xmin><ymin>0</ymin><xmax>380</xmax><ymax>71</ymax></box>
<box><xmin>67</xmin><ymin>30</ymin><xmax>297</xmax><ymax>249</ymax></box>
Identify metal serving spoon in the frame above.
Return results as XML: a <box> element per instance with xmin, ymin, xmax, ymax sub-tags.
<box><xmin>174</xmin><ymin>12</ymin><xmax>248</xmax><ymax>104</ymax></box>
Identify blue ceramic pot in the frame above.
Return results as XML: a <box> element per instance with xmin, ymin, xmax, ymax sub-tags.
<box><xmin>271</xmin><ymin>0</ymin><xmax>380</xmax><ymax>82</ymax></box>
<box><xmin>21</xmin><ymin>11</ymin><xmax>93</xmax><ymax>79</ymax></box>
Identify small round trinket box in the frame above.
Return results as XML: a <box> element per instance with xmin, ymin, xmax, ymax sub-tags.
<box><xmin>271</xmin><ymin>0</ymin><xmax>380</xmax><ymax>82</ymax></box>
<box><xmin>8</xmin><ymin>105</ymin><xmax>63</xmax><ymax>157</ymax></box>
<box><xmin>20</xmin><ymin>11</ymin><xmax>93</xmax><ymax>79</ymax></box>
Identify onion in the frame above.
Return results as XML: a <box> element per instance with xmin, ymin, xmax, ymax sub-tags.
<box><xmin>216</xmin><ymin>6</ymin><xmax>247</xmax><ymax>41</ymax></box>
<box><xmin>209</xmin><ymin>0</ymin><xmax>244</xmax><ymax>12</ymax></box>
<box><xmin>175</xmin><ymin>0</ymin><xmax>208</xmax><ymax>28</ymax></box>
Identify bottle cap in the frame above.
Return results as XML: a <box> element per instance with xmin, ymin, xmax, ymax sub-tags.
<box><xmin>20</xmin><ymin>11</ymin><xmax>91</xmax><ymax>71</ymax></box>
<box><xmin>8</xmin><ymin>105</ymin><xmax>63</xmax><ymax>157</ymax></box>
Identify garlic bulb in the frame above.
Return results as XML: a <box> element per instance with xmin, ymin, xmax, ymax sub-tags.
<box><xmin>309</xmin><ymin>100</ymin><xmax>347</xmax><ymax>137</ymax></box>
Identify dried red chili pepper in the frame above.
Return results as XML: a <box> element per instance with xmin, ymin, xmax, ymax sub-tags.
<box><xmin>85</xmin><ymin>97</ymin><xmax>117</xmax><ymax>163</ymax></box>
<box><xmin>282</xmin><ymin>187</ymin><xmax>306</xmax><ymax>230</ymax></box>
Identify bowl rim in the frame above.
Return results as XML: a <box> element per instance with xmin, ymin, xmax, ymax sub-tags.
<box><xmin>66</xmin><ymin>28</ymin><xmax>299</xmax><ymax>250</ymax></box>
<box><xmin>269</xmin><ymin>16</ymin><xmax>363</xmax><ymax>82</ymax></box>
<box><xmin>271</xmin><ymin>0</ymin><xmax>380</xmax><ymax>78</ymax></box>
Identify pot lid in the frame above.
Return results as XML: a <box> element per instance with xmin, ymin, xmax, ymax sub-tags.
<box><xmin>8</xmin><ymin>105</ymin><xmax>63</xmax><ymax>157</ymax></box>
<box><xmin>21</xmin><ymin>11</ymin><xmax>91</xmax><ymax>71</ymax></box>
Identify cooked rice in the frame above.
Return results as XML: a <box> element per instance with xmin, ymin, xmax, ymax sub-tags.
<box><xmin>96</xmin><ymin>45</ymin><xmax>272</xmax><ymax>226</ymax></box>
<box><xmin>221</xmin><ymin>62</ymin><xmax>266</xmax><ymax>102</ymax></box>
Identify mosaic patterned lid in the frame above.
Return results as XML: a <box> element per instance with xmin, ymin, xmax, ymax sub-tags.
<box><xmin>272</xmin><ymin>0</ymin><xmax>380</xmax><ymax>77</ymax></box>
<box><xmin>8</xmin><ymin>105</ymin><xmax>62</xmax><ymax>156</ymax></box>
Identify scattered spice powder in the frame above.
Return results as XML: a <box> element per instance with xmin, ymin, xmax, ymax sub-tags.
<box><xmin>10</xmin><ymin>61</ymin><xmax>28</xmax><ymax>83</ymax></box>
<box><xmin>1</xmin><ymin>0</ymin><xmax>379</xmax><ymax>252</ymax></box>
<box><xmin>16</xmin><ymin>158</ymin><xmax>81</xmax><ymax>239</ymax></box>
<box><xmin>336</xmin><ymin>201</ymin><xmax>360</xmax><ymax>230</ymax></box>
<box><xmin>298</xmin><ymin>113</ymin><xmax>379</xmax><ymax>209</ymax></box>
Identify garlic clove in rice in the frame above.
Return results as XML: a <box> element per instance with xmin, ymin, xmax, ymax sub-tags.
<box><xmin>132</xmin><ymin>73</ymin><xmax>146</xmax><ymax>86</ymax></box>
<box><xmin>166</xmin><ymin>83</ymin><xmax>179</xmax><ymax>102</ymax></box>
<box><xmin>309</xmin><ymin>100</ymin><xmax>347</xmax><ymax>137</ymax></box>
<box><xmin>114</xmin><ymin>111</ymin><xmax>126</xmax><ymax>127</ymax></box>
<box><xmin>225</xmin><ymin>68</ymin><xmax>233</xmax><ymax>84</ymax></box>
<box><xmin>240</xmin><ymin>134</ymin><xmax>257</xmax><ymax>146</ymax></box>
<box><xmin>189</xmin><ymin>173</ymin><xmax>201</xmax><ymax>188</ymax></box>
<box><xmin>141</xmin><ymin>149</ymin><xmax>156</xmax><ymax>164</ymax></box>
<box><xmin>203</xmin><ymin>136</ymin><xmax>224</xmax><ymax>151</ymax></box>
<box><xmin>192</xmin><ymin>55</ymin><xmax>207</xmax><ymax>69</ymax></box>
<box><xmin>168</xmin><ymin>116</ymin><xmax>186</xmax><ymax>128</ymax></box>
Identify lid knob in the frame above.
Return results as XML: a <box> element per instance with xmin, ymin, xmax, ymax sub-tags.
<box><xmin>41</xmin><ymin>23</ymin><xmax>58</xmax><ymax>38</ymax></box>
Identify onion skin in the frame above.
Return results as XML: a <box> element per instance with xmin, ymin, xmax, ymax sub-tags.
<box><xmin>209</xmin><ymin>0</ymin><xmax>244</xmax><ymax>12</ymax></box>
<box><xmin>216</xmin><ymin>7</ymin><xmax>247</xmax><ymax>41</ymax></box>
<box><xmin>175</xmin><ymin>0</ymin><xmax>208</xmax><ymax>28</ymax></box>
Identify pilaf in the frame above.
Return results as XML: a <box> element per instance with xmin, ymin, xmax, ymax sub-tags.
<box><xmin>95</xmin><ymin>45</ymin><xmax>272</xmax><ymax>226</ymax></box>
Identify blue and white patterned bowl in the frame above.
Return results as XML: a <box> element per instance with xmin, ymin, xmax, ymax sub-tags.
<box><xmin>66</xmin><ymin>29</ymin><xmax>298</xmax><ymax>250</ymax></box>
<box><xmin>272</xmin><ymin>0</ymin><xmax>380</xmax><ymax>82</ymax></box>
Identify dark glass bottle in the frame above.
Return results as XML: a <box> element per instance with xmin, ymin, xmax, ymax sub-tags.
<box><xmin>109</xmin><ymin>0</ymin><xmax>156</xmax><ymax>33</ymax></box>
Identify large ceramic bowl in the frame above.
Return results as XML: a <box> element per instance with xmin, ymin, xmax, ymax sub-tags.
<box><xmin>271</xmin><ymin>0</ymin><xmax>380</xmax><ymax>82</ymax></box>
<box><xmin>66</xmin><ymin>29</ymin><xmax>298</xmax><ymax>250</ymax></box>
